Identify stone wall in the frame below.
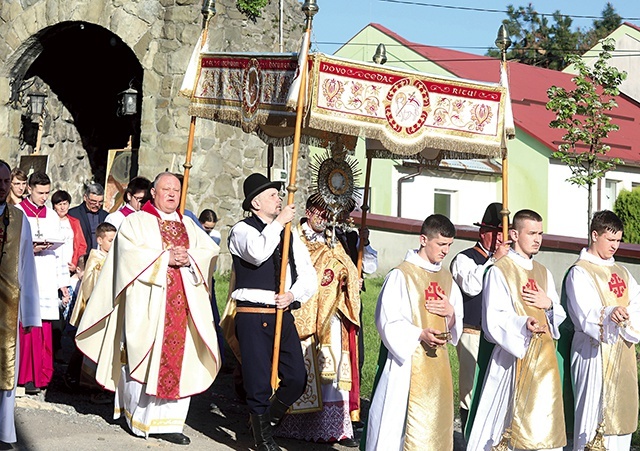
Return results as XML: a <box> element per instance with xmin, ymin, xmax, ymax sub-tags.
<box><xmin>0</xmin><ymin>0</ymin><xmax>313</xmax><ymax>271</ymax></box>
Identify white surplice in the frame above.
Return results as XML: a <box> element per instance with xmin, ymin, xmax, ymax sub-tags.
<box><xmin>16</xmin><ymin>202</ymin><xmax>67</xmax><ymax>320</ymax></box>
<box><xmin>566</xmin><ymin>248</ymin><xmax>640</xmax><ymax>451</ymax></box>
<box><xmin>467</xmin><ymin>250</ymin><xmax>566</xmax><ymax>451</ymax></box>
<box><xmin>365</xmin><ymin>249</ymin><xmax>463</xmax><ymax>451</ymax></box>
<box><xmin>0</xmin><ymin>206</ymin><xmax>41</xmax><ymax>444</ymax></box>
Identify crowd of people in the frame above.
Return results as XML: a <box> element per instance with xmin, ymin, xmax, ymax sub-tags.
<box><xmin>0</xmin><ymin>165</ymin><xmax>638</xmax><ymax>451</ymax></box>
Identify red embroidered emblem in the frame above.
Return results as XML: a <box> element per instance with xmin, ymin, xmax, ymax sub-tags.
<box><xmin>523</xmin><ymin>279</ymin><xmax>539</xmax><ymax>293</ymax></box>
<box><xmin>608</xmin><ymin>273</ymin><xmax>626</xmax><ymax>298</ymax></box>
<box><xmin>321</xmin><ymin>269</ymin><xmax>335</xmax><ymax>287</ymax></box>
<box><xmin>424</xmin><ymin>281</ymin><xmax>444</xmax><ymax>300</ymax></box>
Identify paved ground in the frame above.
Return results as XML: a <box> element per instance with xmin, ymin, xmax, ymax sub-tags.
<box><xmin>11</xmin><ymin>359</ymin><xmax>372</xmax><ymax>451</ymax></box>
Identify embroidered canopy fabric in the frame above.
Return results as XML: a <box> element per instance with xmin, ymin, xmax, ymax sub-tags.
<box><xmin>187</xmin><ymin>51</ymin><xmax>509</xmax><ymax>158</ymax></box>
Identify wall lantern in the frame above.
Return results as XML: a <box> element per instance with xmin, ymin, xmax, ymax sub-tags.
<box><xmin>28</xmin><ymin>91</ymin><xmax>47</xmax><ymax>117</ymax></box>
<box><xmin>118</xmin><ymin>86</ymin><xmax>138</xmax><ymax>116</ymax></box>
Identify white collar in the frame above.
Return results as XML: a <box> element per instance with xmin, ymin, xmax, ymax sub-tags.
<box><xmin>579</xmin><ymin>247</ymin><xmax>615</xmax><ymax>267</ymax></box>
<box><xmin>404</xmin><ymin>249</ymin><xmax>442</xmax><ymax>272</ymax></box>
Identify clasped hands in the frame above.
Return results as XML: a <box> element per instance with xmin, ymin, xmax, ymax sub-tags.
<box><xmin>169</xmin><ymin>246</ymin><xmax>190</xmax><ymax>267</ymax></box>
<box><xmin>610</xmin><ymin>306</ymin><xmax>629</xmax><ymax>326</ymax></box>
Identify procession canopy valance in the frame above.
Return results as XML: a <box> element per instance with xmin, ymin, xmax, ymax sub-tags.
<box><xmin>187</xmin><ymin>52</ymin><xmax>357</xmax><ymax>152</ymax></box>
<box><xmin>308</xmin><ymin>54</ymin><xmax>507</xmax><ymax>158</ymax></box>
<box><xmin>186</xmin><ymin>51</ymin><xmax>507</xmax><ymax>158</ymax></box>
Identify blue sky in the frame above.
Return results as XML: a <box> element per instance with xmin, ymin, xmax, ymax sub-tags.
<box><xmin>311</xmin><ymin>1</ymin><xmax>640</xmax><ymax>57</ymax></box>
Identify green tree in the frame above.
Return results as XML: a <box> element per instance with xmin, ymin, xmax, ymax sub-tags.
<box><xmin>237</xmin><ymin>0</ymin><xmax>268</xmax><ymax>21</ymax></box>
<box><xmin>546</xmin><ymin>39</ymin><xmax>626</xmax><ymax>236</ymax></box>
<box><xmin>613</xmin><ymin>188</ymin><xmax>640</xmax><ymax>244</ymax></box>
<box><xmin>487</xmin><ymin>3</ymin><xmax>622</xmax><ymax>70</ymax></box>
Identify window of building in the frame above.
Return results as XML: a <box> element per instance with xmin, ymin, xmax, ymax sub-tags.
<box><xmin>604</xmin><ymin>179</ymin><xmax>619</xmax><ymax>211</ymax></box>
<box><xmin>434</xmin><ymin>189</ymin><xmax>454</xmax><ymax>218</ymax></box>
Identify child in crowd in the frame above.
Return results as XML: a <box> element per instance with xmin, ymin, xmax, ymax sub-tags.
<box><xmin>65</xmin><ymin>222</ymin><xmax>116</xmax><ymax>402</ymax></box>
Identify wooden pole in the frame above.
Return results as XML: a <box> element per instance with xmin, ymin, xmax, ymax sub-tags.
<box><xmin>179</xmin><ymin>3</ymin><xmax>215</xmax><ymax>214</ymax></box>
<box><xmin>356</xmin><ymin>154</ymin><xmax>373</xmax><ymax>276</ymax></box>
<box><xmin>270</xmin><ymin>1</ymin><xmax>317</xmax><ymax>389</ymax></box>
<box><xmin>500</xmin><ymin>57</ymin><xmax>510</xmax><ymax>238</ymax></box>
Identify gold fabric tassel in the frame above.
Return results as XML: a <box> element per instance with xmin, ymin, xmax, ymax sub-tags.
<box><xmin>584</xmin><ymin>422</ymin><xmax>607</xmax><ymax>451</ymax></box>
<box><xmin>492</xmin><ymin>427</ymin><xmax>511</xmax><ymax>451</ymax></box>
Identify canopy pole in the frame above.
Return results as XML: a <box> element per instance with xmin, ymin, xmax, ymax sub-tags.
<box><xmin>271</xmin><ymin>0</ymin><xmax>318</xmax><ymax>390</ymax></box>
<box><xmin>180</xmin><ymin>0</ymin><xmax>216</xmax><ymax>214</ymax></box>
<box><xmin>356</xmin><ymin>154</ymin><xmax>373</xmax><ymax>276</ymax></box>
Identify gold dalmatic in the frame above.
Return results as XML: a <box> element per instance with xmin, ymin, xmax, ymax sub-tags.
<box><xmin>494</xmin><ymin>257</ymin><xmax>566</xmax><ymax>450</ymax></box>
<box><xmin>397</xmin><ymin>261</ymin><xmax>454</xmax><ymax>451</ymax></box>
<box><xmin>0</xmin><ymin>206</ymin><xmax>24</xmax><ymax>390</ymax></box>
<box><xmin>576</xmin><ymin>260</ymin><xmax>638</xmax><ymax>436</ymax></box>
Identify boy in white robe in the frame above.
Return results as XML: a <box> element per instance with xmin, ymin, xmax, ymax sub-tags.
<box><xmin>468</xmin><ymin>209</ymin><xmax>566</xmax><ymax>451</ymax></box>
<box><xmin>365</xmin><ymin>214</ymin><xmax>463</xmax><ymax>450</ymax></box>
<box><xmin>0</xmin><ymin>161</ymin><xmax>40</xmax><ymax>445</ymax></box>
<box><xmin>565</xmin><ymin>210</ymin><xmax>639</xmax><ymax>450</ymax></box>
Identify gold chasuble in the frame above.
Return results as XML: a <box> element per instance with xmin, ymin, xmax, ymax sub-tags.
<box><xmin>575</xmin><ymin>260</ymin><xmax>638</xmax><ymax>434</ymax></box>
<box><xmin>494</xmin><ymin>257</ymin><xmax>566</xmax><ymax>450</ymax></box>
<box><xmin>0</xmin><ymin>205</ymin><xmax>23</xmax><ymax>390</ymax></box>
<box><xmin>396</xmin><ymin>261</ymin><xmax>454</xmax><ymax>451</ymax></box>
<box><xmin>293</xmin><ymin>224</ymin><xmax>360</xmax><ymax>389</ymax></box>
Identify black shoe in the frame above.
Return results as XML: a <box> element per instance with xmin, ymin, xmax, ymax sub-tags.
<box><xmin>24</xmin><ymin>382</ymin><xmax>41</xmax><ymax>395</ymax></box>
<box><xmin>150</xmin><ymin>433</ymin><xmax>190</xmax><ymax>445</ymax></box>
<box><xmin>338</xmin><ymin>437</ymin><xmax>359</xmax><ymax>448</ymax></box>
<box><xmin>250</xmin><ymin>413</ymin><xmax>281</xmax><ymax>451</ymax></box>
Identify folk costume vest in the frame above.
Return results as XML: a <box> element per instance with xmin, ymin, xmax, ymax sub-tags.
<box><xmin>494</xmin><ymin>257</ymin><xmax>566</xmax><ymax>450</ymax></box>
<box><xmin>575</xmin><ymin>259</ymin><xmax>638</xmax><ymax>434</ymax></box>
<box><xmin>396</xmin><ymin>260</ymin><xmax>454</xmax><ymax>451</ymax></box>
<box><xmin>0</xmin><ymin>205</ymin><xmax>24</xmax><ymax>390</ymax></box>
<box><xmin>232</xmin><ymin>215</ymin><xmax>297</xmax><ymax>293</ymax></box>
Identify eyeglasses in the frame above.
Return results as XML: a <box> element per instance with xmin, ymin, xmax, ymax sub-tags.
<box><xmin>132</xmin><ymin>195</ymin><xmax>145</xmax><ymax>202</ymax></box>
<box><xmin>87</xmin><ymin>198</ymin><xmax>104</xmax><ymax>205</ymax></box>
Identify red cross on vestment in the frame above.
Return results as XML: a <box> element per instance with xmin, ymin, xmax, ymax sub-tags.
<box><xmin>608</xmin><ymin>273</ymin><xmax>626</xmax><ymax>298</ymax></box>
<box><xmin>523</xmin><ymin>278</ymin><xmax>539</xmax><ymax>293</ymax></box>
<box><xmin>424</xmin><ymin>281</ymin><xmax>444</xmax><ymax>300</ymax></box>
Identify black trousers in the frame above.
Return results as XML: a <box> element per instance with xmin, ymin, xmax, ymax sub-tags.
<box><xmin>235</xmin><ymin>310</ymin><xmax>307</xmax><ymax>415</ymax></box>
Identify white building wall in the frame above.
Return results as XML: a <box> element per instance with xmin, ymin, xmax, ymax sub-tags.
<box><xmin>393</xmin><ymin>165</ymin><xmax>500</xmax><ymax>226</ymax></box>
<box><xmin>548</xmin><ymin>161</ymin><xmax>640</xmax><ymax>238</ymax></box>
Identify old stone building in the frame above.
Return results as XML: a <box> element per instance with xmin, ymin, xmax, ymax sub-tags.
<box><xmin>0</xmin><ymin>0</ymin><xmax>311</xmax><ymax>270</ymax></box>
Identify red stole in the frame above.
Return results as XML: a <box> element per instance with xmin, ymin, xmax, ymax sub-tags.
<box><xmin>142</xmin><ymin>202</ymin><xmax>189</xmax><ymax>399</ymax></box>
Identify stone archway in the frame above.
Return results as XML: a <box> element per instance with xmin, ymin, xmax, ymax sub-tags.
<box><xmin>9</xmin><ymin>21</ymin><xmax>143</xmax><ymax>188</ymax></box>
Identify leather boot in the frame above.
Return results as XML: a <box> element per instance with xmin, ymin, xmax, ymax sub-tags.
<box><xmin>269</xmin><ymin>396</ymin><xmax>290</xmax><ymax>428</ymax></box>
<box><xmin>250</xmin><ymin>413</ymin><xmax>281</xmax><ymax>451</ymax></box>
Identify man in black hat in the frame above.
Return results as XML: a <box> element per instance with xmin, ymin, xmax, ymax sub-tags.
<box><xmin>449</xmin><ymin>202</ymin><xmax>510</xmax><ymax>433</ymax></box>
<box><xmin>228</xmin><ymin>173</ymin><xmax>317</xmax><ymax>451</ymax></box>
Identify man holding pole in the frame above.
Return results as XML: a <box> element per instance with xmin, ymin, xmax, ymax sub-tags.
<box><xmin>228</xmin><ymin>173</ymin><xmax>316</xmax><ymax>451</ymax></box>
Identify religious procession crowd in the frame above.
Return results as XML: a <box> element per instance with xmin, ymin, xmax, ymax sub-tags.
<box><xmin>0</xmin><ymin>160</ymin><xmax>638</xmax><ymax>451</ymax></box>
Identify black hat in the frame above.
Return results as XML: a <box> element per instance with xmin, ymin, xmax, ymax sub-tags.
<box><xmin>242</xmin><ymin>173</ymin><xmax>282</xmax><ymax>211</ymax></box>
<box><xmin>474</xmin><ymin>202</ymin><xmax>504</xmax><ymax>229</ymax></box>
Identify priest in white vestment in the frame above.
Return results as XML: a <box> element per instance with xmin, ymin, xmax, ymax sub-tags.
<box><xmin>468</xmin><ymin>209</ymin><xmax>566</xmax><ymax>451</ymax></box>
<box><xmin>565</xmin><ymin>210</ymin><xmax>639</xmax><ymax>451</ymax></box>
<box><xmin>0</xmin><ymin>161</ymin><xmax>41</xmax><ymax>445</ymax></box>
<box><xmin>76</xmin><ymin>173</ymin><xmax>220</xmax><ymax>445</ymax></box>
<box><xmin>365</xmin><ymin>214</ymin><xmax>463</xmax><ymax>451</ymax></box>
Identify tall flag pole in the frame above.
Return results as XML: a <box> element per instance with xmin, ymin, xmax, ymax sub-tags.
<box><xmin>271</xmin><ymin>0</ymin><xmax>318</xmax><ymax>390</ymax></box>
<box><xmin>495</xmin><ymin>25</ymin><xmax>513</xmax><ymax>237</ymax></box>
<box><xmin>178</xmin><ymin>0</ymin><xmax>216</xmax><ymax>214</ymax></box>
<box><xmin>356</xmin><ymin>44</ymin><xmax>387</xmax><ymax>277</ymax></box>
